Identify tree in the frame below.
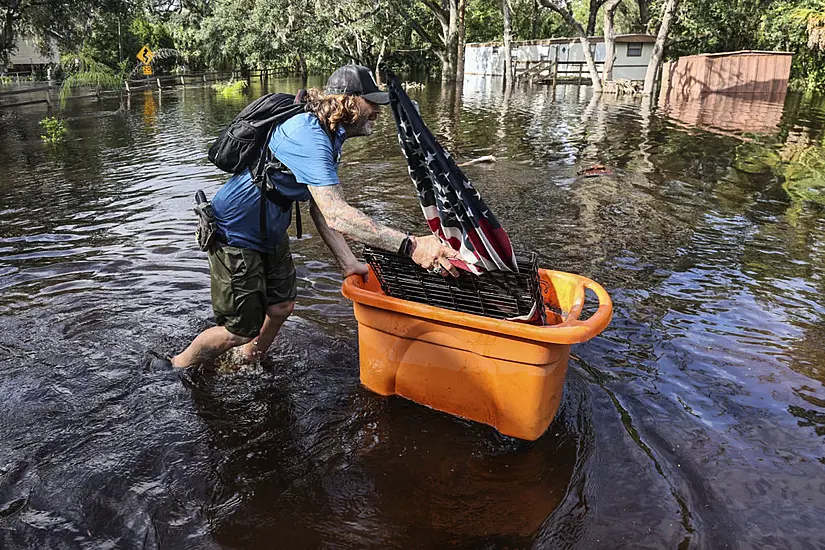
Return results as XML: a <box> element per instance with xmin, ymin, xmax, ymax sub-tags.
<box><xmin>456</xmin><ymin>0</ymin><xmax>466</xmax><ymax>81</ymax></box>
<box><xmin>502</xmin><ymin>0</ymin><xmax>514</xmax><ymax>83</ymax></box>
<box><xmin>672</xmin><ymin>0</ymin><xmax>765</xmax><ymax>55</ymax></box>
<box><xmin>795</xmin><ymin>4</ymin><xmax>825</xmax><ymax>50</ymax></box>
<box><xmin>602</xmin><ymin>0</ymin><xmax>622</xmax><ymax>83</ymax></box>
<box><xmin>1</xmin><ymin>0</ymin><xmax>129</xmax><ymax>66</ymax></box>
<box><xmin>642</xmin><ymin>0</ymin><xmax>678</xmax><ymax>96</ymax></box>
<box><xmin>196</xmin><ymin>0</ymin><xmax>326</xmax><ymax>79</ymax></box>
<box><xmin>761</xmin><ymin>0</ymin><xmax>825</xmax><ymax>91</ymax></box>
<box><xmin>321</xmin><ymin>0</ymin><xmax>398</xmax><ymax>74</ymax></box>
<box><xmin>537</xmin><ymin>0</ymin><xmax>602</xmax><ymax>92</ymax></box>
<box><xmin>586</xmin><ymin>0</ymin><xmax>608</xmax><ymax>35</ymax></box>
<box><xmin>425</xmin><ymin>0</ymin><xmax>459</xmax><ymax>81</ymax></box>
<box><xmin>395</xmin><ymin>0</ymin><xmax>462</xmax><ymax>81</ymax></box>
<box><xmin>635</xmin><ymin>0</ymin><xmax>651</xmax><ymax>31</ymax></box>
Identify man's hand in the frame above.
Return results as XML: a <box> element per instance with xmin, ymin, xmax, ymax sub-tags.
<box><xmin>342</xmin><ymin>260</ymin><xmax>369</xmax><ymax>281</ymax></box>
<box><xmin>411</xmin><ymin>235</ymin><xmax>460</xmax><ymax>277</ymax></box>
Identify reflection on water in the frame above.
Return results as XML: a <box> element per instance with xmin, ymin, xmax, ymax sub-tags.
<box><xmin>0</xmin><ymin>76</ymin><xmax>824</xmax><ymax>548</ymax></box>
<box><xmin>659</xmin><ymin>91</ymin><xmax>788</xmax><ymax>136</ymax></box>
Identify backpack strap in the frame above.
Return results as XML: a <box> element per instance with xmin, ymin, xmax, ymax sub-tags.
<box><xmin>251</xmin><ymin>90</ymin><xmax>307</xmax><ymax>245</ymax></box>
<box><xmin>253</xmin><ymin>90</ymin><xmax>337</xmax><ymax>244</ymax></box>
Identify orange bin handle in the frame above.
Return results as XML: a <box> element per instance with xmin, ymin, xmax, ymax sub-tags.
<box><xmin>563</xmin><ymin>278</ymin><xmax>613</xmax><ymax>339</ymax></box>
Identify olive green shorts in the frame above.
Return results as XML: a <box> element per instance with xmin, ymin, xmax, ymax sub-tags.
<box><xmin>208</xmin><ymin>237</ymin><xmax>297</xmax><ymax>338</ymax></box>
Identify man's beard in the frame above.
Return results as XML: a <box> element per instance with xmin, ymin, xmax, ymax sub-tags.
<box><xmin>345</xmin><ymin>117</ymin><xmax>375</xmax><ymax>137</ymax></box>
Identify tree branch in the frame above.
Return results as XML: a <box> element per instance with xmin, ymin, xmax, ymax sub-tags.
<box><xmin>419</xmin><ymin>0</ymin><xmax>448</xmax><ymax>24</ymax></box>
<box><xmin>401</xmin><ymin>7</ymin><xmax>444</xmax><ymax>50</ymax></box>
<box><xmin>536</xmin><ymin>0</ymin><xmax>587</xmax><ymax>37</ymax></box>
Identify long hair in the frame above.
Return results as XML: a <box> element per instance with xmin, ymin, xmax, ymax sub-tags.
<box><xmin>305</xmin><ymin>89</ymin><xmax>367</xmax><ymax>133</ymax></box>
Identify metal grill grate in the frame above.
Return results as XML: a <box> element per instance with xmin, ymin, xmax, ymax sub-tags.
<box><xmin>363</xmin><ymin>246</ymin><xmax>547</xmax><ymax>325</ymax></box>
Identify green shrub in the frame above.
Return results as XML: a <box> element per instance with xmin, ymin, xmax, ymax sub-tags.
<box><xmin>40</xmin><ymin>116</ymin><xmax>67</xmax><ymax>144</ymax></box>
<box><xmin>212</xmin><ymin>79</ymin><xmax>248</xmax><ymax>97</ymax></box>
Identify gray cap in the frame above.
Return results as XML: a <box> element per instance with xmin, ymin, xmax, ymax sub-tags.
<box><xmin>324</xmin><ymin>65</ymin><xmax>389</xmax><ymax>105</ymax></box>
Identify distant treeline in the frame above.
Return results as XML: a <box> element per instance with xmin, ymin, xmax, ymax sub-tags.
<box><xmin>2</xmin><ymin>0</ymin><xmax>823</xmax><ymax>90</ymax></box>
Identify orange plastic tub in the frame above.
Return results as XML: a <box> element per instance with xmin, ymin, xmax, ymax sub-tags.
<box><xmin>342</xmin><ymin>267</ymin><xmax>613</xmax><ymax>440</ymax></box>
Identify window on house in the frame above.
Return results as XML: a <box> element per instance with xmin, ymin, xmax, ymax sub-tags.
<box><xmin>627</xmin><ymin>42</ymin><xmax>643</xmax><ymax>57</ymax></box>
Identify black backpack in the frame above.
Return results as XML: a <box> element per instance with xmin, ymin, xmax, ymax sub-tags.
<box><xmin>206</xmin><ymin>90</ymin><xmax>310</xmax><ymax>240</ymax></box>
<box><xmin>208</xmin><ymin>90</ymin><xmax>307</xmax><ymax>175</ymax></box>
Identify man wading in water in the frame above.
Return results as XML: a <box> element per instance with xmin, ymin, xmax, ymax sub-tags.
<box><xmin>171</xmin><ymin>65</ymin><xmax>458</xmax><ymax>369</ymax></box>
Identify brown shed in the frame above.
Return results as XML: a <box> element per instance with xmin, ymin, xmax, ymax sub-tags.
<box><xmin>658</xmin><ymin>51</ymin><xmax>792</xmax><ymax>136</ymax></box>
<box><xmin>660</xmin><ymin>50</ymin><xmax>793</xmax><ymax>101</ymax></box>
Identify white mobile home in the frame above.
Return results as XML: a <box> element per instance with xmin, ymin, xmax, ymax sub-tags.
<box><xmin>464</xmin><ymin>34</ymin><xmax>655</xmax><ymax>82</ymax></box>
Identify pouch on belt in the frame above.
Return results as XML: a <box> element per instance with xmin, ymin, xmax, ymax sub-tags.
<box><xmin>193</xmin><ymin>190</ymin><xmax>218</xmax><ymax>252</ymax></box>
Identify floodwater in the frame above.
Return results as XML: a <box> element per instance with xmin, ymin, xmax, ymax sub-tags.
<box><xmin>1</xmin><ymin>76</ymin><xmax>823</xmax><ymax>549</ymax></box>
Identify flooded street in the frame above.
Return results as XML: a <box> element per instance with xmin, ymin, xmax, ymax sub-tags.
<box><xmin>1</xmin><ymin>76</ymin><xmax>823</xmax><ymax>548</ymax></box>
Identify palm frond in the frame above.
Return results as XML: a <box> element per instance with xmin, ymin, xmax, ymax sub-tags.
<box><xmin>59</xmin><ymin>55</ymin><xmax>123</xmax><ymax>107</ymax></box>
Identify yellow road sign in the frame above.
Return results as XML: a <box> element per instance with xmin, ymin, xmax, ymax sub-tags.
<box><xmin>142</xmin><ymin>64</ymin><xmax>153</xmax><ymax>76</ymax></box>
<box><xmin>136</xmin><ymin>45</ymin><xmax>154</xmax><ymax>64</ymax></box>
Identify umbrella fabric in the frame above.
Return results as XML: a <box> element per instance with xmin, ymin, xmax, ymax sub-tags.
<box><xmin>387</xmin><ymin>73</ymin><xmax>518</xmax><ymax>275</ymax></box>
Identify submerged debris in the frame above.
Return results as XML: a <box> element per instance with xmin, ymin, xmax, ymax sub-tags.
<box><xmin>576</xmin><ymin>164</ymin><xmax>614</xmax><ymax>177</ymax></box>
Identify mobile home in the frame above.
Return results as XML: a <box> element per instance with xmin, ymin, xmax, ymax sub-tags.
<box><xmin>464</xmin><ymin>34</ymin><xmax>655</xmax><ymax>82</ymax></box>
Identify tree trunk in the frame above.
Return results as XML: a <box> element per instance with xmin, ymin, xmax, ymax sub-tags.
<box><xmin>297</xmin><ymin>52</ymin><xmax>308</xmax><ymax>88</ymax></box>
<box><xmin>637</xmin><ymin>0</ymin><xmax>651</xmax><ymax>32</ymax></box>
<box><xmin>538</xmin><ymin>0</ymin><xmax>602</xmax><ymax>92</ymax></box>
<box><xmin>411</xmin><ymin>1</ymin><xmax>452</xmax><ymax>80</ymax></box>
<box><xmin>441</xmin><ymin>48</ymin><xmax>454</xmax><ymax>81</ymax></box>
<box><xmin>375</xmin><ymin>37</ymin><xmax>387</xmax><ymax>84</ymax></box>
<box><xmin>502</xmin><ymin>0</ymin><xmax>514</xmax><ymax>84</ymax></box>
<box><xmin>602</xmin><ymin>0</ymin><xmax>622</xmax><ymax>83</ymax></box>
<box><xmin>442</xmin><ymin>0</ymin><xmax>459</xmax><ymax>82</ymax></box>
<box><xmin>456</xmin><ymin>0</ymin><xmax>466</xmax><ymax>82</ymax></box>
<box><xmin>532</xmin><ymin>0</ymin><xmax>539</xmax><ymax>38</ymax></box>
<box><xmin>578</xmin><ymin>37</ymin><xmax>602</xmax><ymax>91</ymax></box>
<box><xmin>642</xmin><ymin>0</ymin><xmax>677</xmax><ymax>96</ymax></box>
<box><xmin>586</xmin><ymin>0</ymin><xmax>606</xmax><ymax>36</ymax></box>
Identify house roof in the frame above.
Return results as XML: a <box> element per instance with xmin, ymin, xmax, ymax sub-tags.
<box><xmin>466</xmin><ymin>34</ymin><xmax>656</xmax><ymax>48</ymax></box>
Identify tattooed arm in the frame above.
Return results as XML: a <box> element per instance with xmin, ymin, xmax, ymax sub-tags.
<box><xmin>308</xmin><ymin>184</ymin><xmax>406</xmax><ymax>251</ymax></box>
<box><xmin>308</xmin><ymin>198</ymin><xmax>368</xmax><ymax>278</ymax></box>
<box><xmin>307</xmin><ymin>184</ymin><xmax>459</xmax><ymax>276</ymax></box>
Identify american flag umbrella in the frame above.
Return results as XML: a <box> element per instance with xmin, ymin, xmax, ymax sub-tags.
<box><xmin>387</xmin><ymin>72</ymin><xmax>518</xmax><ymax>275</ymax></box>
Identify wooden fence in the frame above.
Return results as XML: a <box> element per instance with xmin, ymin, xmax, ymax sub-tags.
<box><xmin>0</xmin><ymin>68</ymin><xmax>294</xmax><ymax>109</ymax></box>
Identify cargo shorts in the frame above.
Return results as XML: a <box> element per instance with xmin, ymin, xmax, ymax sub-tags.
<box><xmin>208</xmin><ymin>237</ymin><xmax>297</xmax><ymax>338</ymax></box>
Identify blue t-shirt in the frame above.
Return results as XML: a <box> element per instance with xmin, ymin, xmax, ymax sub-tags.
<box><xmin>212</xmin><ymin>113</ymin><xmax>346</xmax><ymax>252</ymax></box>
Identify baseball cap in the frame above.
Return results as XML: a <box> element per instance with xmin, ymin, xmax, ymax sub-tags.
<box><xmin>324</xmin><ymin>65</ymin><xmax>390</xmax><ymax>105</ymax></box>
